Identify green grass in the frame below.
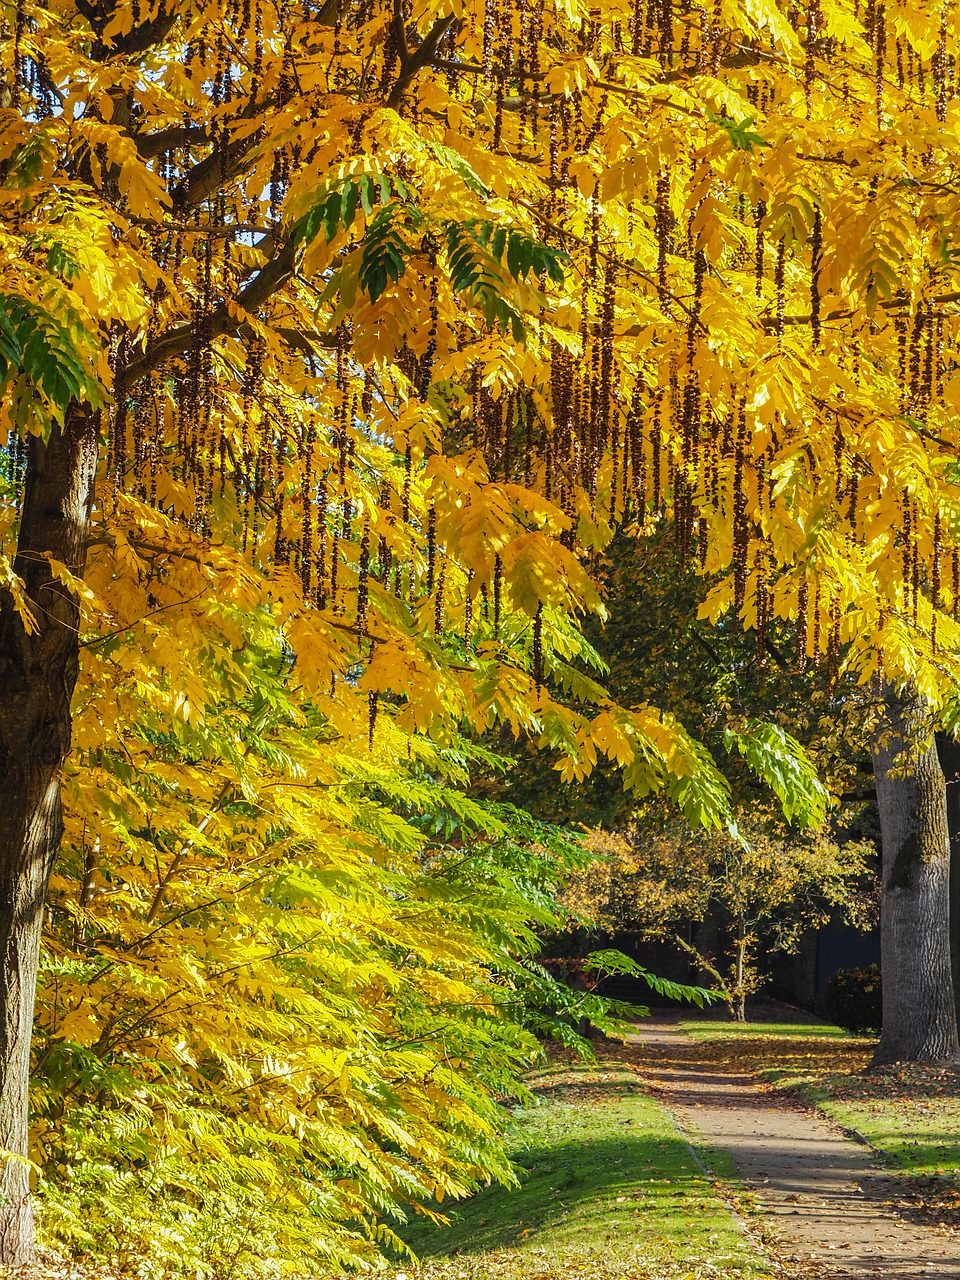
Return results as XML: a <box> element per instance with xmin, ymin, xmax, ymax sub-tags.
<box><xmin>756</xmin><ymin>1055</ymin><xmax>960</xmax><ymax>1189</ymax></box>
<box><xmin>389</xmin><ymin>1055</ymin><xmax>774</xmax><ymax>1280</ymax></box>
<box><xmin>679</xmin><ymin>1016</ymin><xmax>853</xmax><ymax>1042</ymax></box>
<box><xmin>684</xmin><ymin>1017</ymin><xmax>960</xmax><ymax>1229</ymax></box>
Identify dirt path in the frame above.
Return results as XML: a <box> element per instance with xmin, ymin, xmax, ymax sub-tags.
<box><xmin>627</xmin><ymin>1022</ymin><xmax>960</xmax><ymax>1280</ymax></box>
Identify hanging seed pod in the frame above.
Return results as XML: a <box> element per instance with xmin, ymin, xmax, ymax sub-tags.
<box><xmin>401</xmin><ymin>441</ymin><xmax>412</xmax><ymax>524</ymax></box>
<box><xmin>548</xmin><ymin>103</ymin><xmax>560</xmax><ymax>213</ymax></box>
<box><xmin>921</xmin><ymin>314</ymin><xmax>934</xmax><ymax>418</ymax></box>
<box><xmin>599</xmin><ymin>261</ymin><xmax>616</xmax><ymax>462</ymax></box>
<box><xmin>239</xmin><ymin>429</ymin><xmax>252</xmax><ymax>553</ymax></box>
<box><xmin>502</xmin><ymin>393</ymin><xmax>515</xmax><ymax>482</ymax></box>
<box><xmin>912</xmin><ymin>527</ymin><xmax>921</xmax><ymax>630</ymax></box>
<box><xmin>755</xmin><ymin>550</ymin><xmax>769</xmax><ymax>660</ymax></box>
<box><xmin>273</xmin><ymin>486</ymin><xmax>286</xmax><ymax>567</ymax></box>
<box><xmin>678</xmin><ymin>0</ymin><xmax>691</xmax><ymax>61</ymax></box>
<box><xmin>523</xmin><ymin>390</ymin><xmax>534</xmax><ymax>489</ymax></box>
<box><xmin>356</xmin><ymin>519</ymin><xmax>371</xmax><ymax>644</ymax></box>
<box><xmin>797</xmin><ymin>579</ymin><xmax>808</xmax><ymax>671</ymax></box>
<box><xmin>932</xmin><ymin>510</ymin><xmax>942</xmax><ymax>652</ymax></box>
<box><xmin>833</xmin><ymin>420</ymin><xmax>844</xmax><ymax>501</ymax></box>
<box><xmin>754</xmin><ymin>200</ymin><xmax>766</xmax><ymax>299</ymax></box>
<box><xmin>464</xmin><ymin>575</ymin><xmax>474</xmax><ymax>651</ymax></box>
<box><xmin>532</xmin><ymin>604</ymin><xmax>544</xmax><ymax>691</ymax></box>
<box><xmin>953</xmin><ymin>547</ymin><xmax>959</xmax><ymax>622</ymax></box>
<box><xmin>655</xmin><ymin>173</ymin><xmax>673</xmax><ymax>314</ymax></box>
<box><xmin>907</xmin><ymin>308</ymin><xmax>924</xmax><ymax>413</ymax></box>
<box><xmin>848</xmin><ymin>464</ymin><xmax>859</xmax><ymax>530</ymax></box>
<box><xmin>680</xmin><ymin>251</ymin><xmax>705</xmax><ymax>472</ymax></box>
<box><xmin>627</xmin><ymin>394</ymin><xmax>643</xmax><ymax>519</ymax></box>
<box><xmin>804</xmin><ymin>0</ymin><xmax>821</xmax><ymax>113</ymax></box>
<box><xmin>300</xmin><ymin>427</ymin><xmax>316</xmax><ymax>600</ymax></box>
<box><xmin>13</xmin><ymin>0</ymin><xmax>25</xmax><ymax>100</ymax></box>
<box><xmin>811</xmin><ymin>580</ymin><xmax>821</xmax><ymax>662</ymax></box>
<box><xmin>774</xmin><ymin>238</ymin><xmax>786</xmax><ymax>343</ymax></box>
<box><xmin>827</xmin><ymin>599</ymin><xmax>841</xmax><ymax>687</ymax></box>
<box><xmin>111</xmin><ymin>336</ymin><xmax>130</xmax><ymax>490</ymax></box>
<box><xmin>435</xmin><ymin>562</ymin><xmax>445</xmax><ymax>634</ymax></box>
<box><xmin>545</xmin><ymin>417</ymin><xmax>555</xmax><ymax>502</ymax></box>
<box><xmin>934</xmin><ymin>2</ymin><xmax>948</xmax><ymax>121</ymax></box>
<box><xmin>874</xmin><ymin>0</ymin><xmax>886</xmax><ymax>127</ymax></box>
<box><xmin>632</xmin><ymin>0</ymin><xmax>645</xmax><ymax>53</ymax></box>
<box><xmin>132</xmin><ymin>395</ymin><xmax>149</xmax><ymax>502</ymax></box>
<box><xmin>659</xmin><ymin>0</ymin><xmax>673</xmax><ymax>61</ymax></box>
<box><xmin>810</xmin><ymin>207</ymin><xmax>823</xmax><ymax>350</ymax></box>
<box><xmin>651</xmin><ymin>393</ymin><xmax>662</xmax><ymax>512</ymax></box>
<box><xmin>493</xmin><ymin>554</ymin><xmax>503</xmax><ymax>637</ymax></box>
<box><xmin>368</xmin><ymin>691</ymin><xmax>379</xmax><ymax>749</ymax></box>
<box><xmin>316</xmin><ymin>477</ymin><xmax>328</xmax><ymax>608</ymax></box>
<box><xmin>895</xmin><ymin>310</ymin><xmax>908</xmax><ymax>410</ymax></box>
<box><xmin>426</xmin><ymin>504</ymin><xmax>437</xmax><ymax>594</ymax></box>
<box><xmin>732</xmin><ymin>399</ymin><xmax>749</xmax><ymax>612</ymax></box>
<box><xmin>330</xmin><ymin>520</ymin><xmax>340</xmax><ymax>613</ymax></box>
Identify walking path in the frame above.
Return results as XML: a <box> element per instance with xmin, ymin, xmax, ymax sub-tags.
<box><xmin>627</xmin><ymin>1021</ymin><xmax>960</xmax><ymax>1279</ymax></box>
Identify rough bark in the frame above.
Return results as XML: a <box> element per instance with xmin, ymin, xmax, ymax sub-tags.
<box><xmin>935</xmin><ymin>734</ymin><xmax>960</xmax><ymax>1038</ymax></box>
<box><xmin>0</xmin><ymin>408</ymin><xmax>99</xmax><ymax>1262</ymax></box>
<box><xmin>871</xmin><ymin>691</ymin><xmax>959</xmax><ymax>1066</ymax></box>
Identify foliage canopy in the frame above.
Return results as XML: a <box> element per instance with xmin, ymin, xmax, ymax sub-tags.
<box><xmin>3</xmin><ymin>0</ymin><xmax>960</xmax><ymax>1268</ymax></box>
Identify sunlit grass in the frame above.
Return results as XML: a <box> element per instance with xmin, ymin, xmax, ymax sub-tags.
<box><xmin>389</xmin><ymin>1054</ymin><xmax>774</xmax><ymax>1280</ymax></box>
<box><xmin>680</xmin><ymin>1017</ymin><xmax>854</xmax><ymax>1041</ymax></box>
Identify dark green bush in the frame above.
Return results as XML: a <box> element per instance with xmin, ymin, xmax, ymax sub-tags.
<box><xmin>824</xmin><ymin>963</ymin><xmax>882</xmax><ymax>1034</ymax></box>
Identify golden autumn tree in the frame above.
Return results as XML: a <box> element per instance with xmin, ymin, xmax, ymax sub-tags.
<box><xmin>3</xmin><ymin>0</ymin><xmax>960</xmax><ymax>1263</ymax></box>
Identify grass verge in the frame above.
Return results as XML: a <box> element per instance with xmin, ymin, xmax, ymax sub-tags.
<box><xmin>389</xmin><ymin>1050</ymin><xmax>775</xmax><ymax>1280</ymax></box>
<box><xmin>679</xmin><ymin>1017</ymin><xmax>852</xmax><ymax>1043</ymax></box>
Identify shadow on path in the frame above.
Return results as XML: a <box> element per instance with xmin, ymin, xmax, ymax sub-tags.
<box><xmin>627</xmin><ymin>1019</ymin><xmax>960</xmax><ymax>1280</ymax></box>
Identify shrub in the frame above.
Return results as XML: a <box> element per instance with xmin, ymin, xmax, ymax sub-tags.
<box><xmin>824</xmin><ymin>964</ymin><xmax>882</xmax><ymax>1034</ymax></box>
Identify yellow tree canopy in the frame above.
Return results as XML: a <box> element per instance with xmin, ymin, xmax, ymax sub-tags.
<box><xmin>5</xmin><ymin>0</ymin><xmax>960</xmax><ymax>748</ymax></box>
<box><xmin>3</xmin><ymin>0</ymin><xmax>957</xmax><ymax>1270</ymax></box>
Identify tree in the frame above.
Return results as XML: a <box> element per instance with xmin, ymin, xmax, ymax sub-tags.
<box><xmin>871</xmin><ymin>689</ymin><xmax>959</xmax><ymax>1065</ymax></box>
<box><xmin>5</xmin><ymin>0</ymin><xmax>960</xmax><ymax>1261</ymax></box>
<box><xmin>569</xmin><ymin>816</ymin><xmax>870</xmax><ymax>1022</ymax></box>
<box><xmin>936</xmin><ymin>732</ymin><xmax>960</xmax><ymax>1036</ymax></box>
<box><xmin>40</xmin><ymin>588</ymin><xmax>670</xmax><ymax>1274</ymax></box>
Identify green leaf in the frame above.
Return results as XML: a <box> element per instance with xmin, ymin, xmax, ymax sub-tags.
<box><xmin>358</xmin><ymin>173</ymin><xmax>376</xmax><ymax>216</ymax></box>
<box><xmin>322</xmin><ymin>190</ymin><xmax>342</xmax><ymax>242</ymax></box>
<box><xmin>706</xmin><ymin>110</ymin><xmax>771</xmax><ymax>152</ymax></box>
<box><xmin>423</xmin><ymin>139</ymin><xmax>490</xmax><ymax>197</ymax></box>
<box><xmin>724</xmin><ymin>719</ymin><xmax>829</xmax><ymax>827</ymax></box>
<box><xmin>341</xmin><ymin>179</ymin><xmax>359</xmax><ymax>231</ymax></box>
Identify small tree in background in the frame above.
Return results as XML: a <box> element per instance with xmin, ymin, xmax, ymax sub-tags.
<box><xmin>568</xmin><ymin>817</ymin><xmax>873</xmax><ymax>1021</ymax></box>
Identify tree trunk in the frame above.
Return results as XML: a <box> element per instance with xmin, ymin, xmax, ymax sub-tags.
<box><xmin>730</xmin><ymin>923</ymin><xmax>747</xmax><ymax>1023</ymax></box>
<box><xmin>871</xmin><ymin>690</ymin><xmax>959</xmax><ymax>1066</ymax></box>
<box><xmin>935</xmin><ymin>734</ymin><xmax>960</xmax><ymax>1039</ymax></box>
<box><xmin>0</xmin><ymin>409</ymin><xmax>98</xmax><ymax>1262</ymax></box>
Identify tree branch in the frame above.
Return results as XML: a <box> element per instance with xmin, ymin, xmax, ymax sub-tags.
<box><xmin>385</xmin><ymin>14</ymin><xmax>456</xmax><ymax>111</ymax></box>
<box><xmin>124</xmin><ymin>238</ymin><xmax>299</xmax><ymax>382</ymax></box>
<box><xmin>135</xmin><ymin>125</ymin><xmax>209</xmax><ymax>160</ymax></box>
